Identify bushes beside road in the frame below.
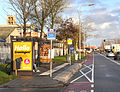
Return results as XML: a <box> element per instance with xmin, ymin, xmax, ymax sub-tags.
<box><xmin>0</xmin><ymin>71</ymin><xmax>16</xmax><ymax>85</ymax></box>
<box><xmin>0</xmin><ymin>63</ymin><xmax>16</xmax><ymax>85</ymax></box>
<box><xmin>0</xmin><ymin>64</ymin><xmax>11</xmax><ymax>74</ymax></box>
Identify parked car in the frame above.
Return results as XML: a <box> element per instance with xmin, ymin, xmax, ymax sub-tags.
<box><xmin>106</xmin><ymin>51</ymin><xmax>115</xmax><ymax>57</ymax></box>
<box><xmin>114</xmin><ymin>52</ymin><xmax>120</xmax><ymax>60</ymax></box>
<box><xmin>100</xmin><ymin>50</ymin><xmax>104</xmax><ymax>54</ymax></box>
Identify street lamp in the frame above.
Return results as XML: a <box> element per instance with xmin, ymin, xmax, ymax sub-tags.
<box><xmin>78</xmin><ymin>3</ymin><xmax>94</xmax><ymax>59</ymax></box>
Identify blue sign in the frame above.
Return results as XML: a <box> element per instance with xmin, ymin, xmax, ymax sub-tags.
<box><xmin>48</xmin><ymin>29</ymin><xmax>56</xmax><ymax>32</ymax></box>
<box><xmin>70</xmin><ymin>46</ymin><xmax>74</xmax><ymax>51</ymax></box>
<box><xmin>47</xmin><ymin>29</ymin><xmax>56</xmax><ymax>40</ymax></box>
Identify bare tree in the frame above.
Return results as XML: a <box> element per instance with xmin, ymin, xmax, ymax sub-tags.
<box><xmin>47</xmin><ymin>0</ymin><xmax>68</xmax><ymax>29</ymax></box>
<box><xmin>56</xmin><ymin>18</ymin><xmax>80</xmax><ymax>50</ymax></box>
<box><xmin>31</xmin><ymin>0</ymin><xmax>68</xmax><ymax>38</ymax></box>
<box><xmin>9</xmin><ymin>0</ymin><xmax>36</xmax><ymax>37</ymax></box>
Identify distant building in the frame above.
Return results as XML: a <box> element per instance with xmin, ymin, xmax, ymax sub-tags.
<box><xmin>7</xmin><ymin>15</ymin><xmax>16</xmax><ymax>25</ymax></box>
<box><xmin>112</xmin><ymin>44</ymin><xmax>120</xmax><ymax>52</ymax></box>
<box><xmin>0</xmin><ymin>24</ymin><xmax>39</xmax><ymax>43</ymax></box>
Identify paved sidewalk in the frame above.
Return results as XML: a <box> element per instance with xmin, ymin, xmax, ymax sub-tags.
<box><xmin>0</xmin><ymin>54</ymin><xmax>92</xmax><ymax>88</ymax></box>
<box><xmin>40</xmin><ymin>63</ymin><xmax>69</xmax><ymax>76</ymax></box>
<box><xmin>0</xmin><ymin>63</ymin><xmax>83</xmax><ymax>88</ymax></box>
<box><xmin>0</xmin><ymin>76</ymin><xmax>63</xmax><ymax>88</ymax></box>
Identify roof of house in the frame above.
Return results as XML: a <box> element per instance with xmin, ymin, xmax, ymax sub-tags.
<box><xmin>0</xmin><ymin>27</ymin><xmax>15</xmax><ymax>40</ymax></box>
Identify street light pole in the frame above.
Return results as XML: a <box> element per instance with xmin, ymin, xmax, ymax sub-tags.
<box><xmin>78</xmin><ymin>13</ymin><xmax>82</xmax><ymax>60</ymax></box>
<box><xmin>78</xmin><ymin>3</ymin><xmax>94</xmax><ymax>60</ymax></box>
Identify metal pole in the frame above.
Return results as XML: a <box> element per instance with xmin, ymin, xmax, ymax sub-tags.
<box><xmin>70</xmin><ymin>47</ymin><xmax>72</xmax><ymax>65</ymax></box>
<box><xmin>15</xmin><ymin>61</ymin><xmax>17</xmax><ymax>76</ymax></box>
<box><xmin>79</xmin><ymin>15</ymin><xmax>81</xmax><ymax>60</ymax></box>
<box><xmin>84</xmin><ymin>32</ymin><xmax>86</xmax><ymax>57</ymax></box>
<box><xmin>50</xmin><ymin>40</ymin><xmax>52</xmax><ymax>77</ymax></box>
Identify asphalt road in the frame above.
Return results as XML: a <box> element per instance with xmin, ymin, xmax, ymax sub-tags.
<box><xmin>95</xmin><ymin>53</ymin><xmax>120</xmax><ymax>92</ymax></box>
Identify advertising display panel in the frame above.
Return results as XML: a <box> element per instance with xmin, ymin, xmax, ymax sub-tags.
<box><xmin>13</xmin><ymin>41</ymin><xmax>33</xmax><ymax>71</ymax></box>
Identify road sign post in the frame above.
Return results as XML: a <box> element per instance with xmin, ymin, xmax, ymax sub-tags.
<box><xmin>47</xmin><ymin>29</ymin><xmax>56</xmax><ymax>77</ymax></box>
<box><xmin>67</xmin><ymin>38</ymin><xmax>73</xmax><ymax>65</ymax></box>
<box><xmin>70</xmin><ymin>46</ymin><xmax>74</xmax><ymax>65</ymax></box>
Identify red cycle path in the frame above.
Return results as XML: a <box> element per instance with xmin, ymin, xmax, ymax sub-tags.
<box><xmin>64</xmin><ymin>53</ymin><xmax>94</xmax><ymax>92</ymax></box>
<box><xmin>84</xmin><ymin>53</ymin><xmax>94</xmax><ymax>65</ymax></box>
<box><xmin>64</xmin><ymin>82</ymin><xmax>94</xmax><ymax>92</ymax></box>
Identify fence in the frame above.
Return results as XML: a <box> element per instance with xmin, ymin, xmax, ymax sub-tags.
<box><xmin>0</xmin><ymin>46</ymin><xmax>11</xmax><ymax>63</ymax></box>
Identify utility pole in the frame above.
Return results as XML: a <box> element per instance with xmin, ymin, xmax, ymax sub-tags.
<box><xmin>78</xmin><ymin>17</ymin><xmax>82</xmax><ymax>60</ymax></box>
<box><xmin>78</xmin><ymin>3</ymin><xmax>94</xmax><ymax>59</ymax></box>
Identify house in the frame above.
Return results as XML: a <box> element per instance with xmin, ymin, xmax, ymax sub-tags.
<box><xmin>0</xmin><ymin>24</ymin><xmax>39</xmax><ymax>43</ymax></box>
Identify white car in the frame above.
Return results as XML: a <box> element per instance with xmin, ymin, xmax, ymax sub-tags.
<box><xmin>106</xmin><ymin>51</ymin><xmax>115</xmax><ymax>57</ymax></box>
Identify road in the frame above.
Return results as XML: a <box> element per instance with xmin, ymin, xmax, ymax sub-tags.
<box><xmin>94</xmin><ymin>53</ymin><xmax>120</xmax><ymax>92</ymax></box>
<box><xmin>64</xmin><ymin>52</ymin><xmax>120</xmax><ymax>92</ymax></box>
<box><xmin>1</xmin><ymin>52</ymin><xmax>120</xmax><ymax>92</ymax></box>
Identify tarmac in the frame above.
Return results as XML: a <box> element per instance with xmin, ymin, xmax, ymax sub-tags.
<box><xmin>0</xmin><ymin>55</ymin><xmax>91</xmax><ymax>88</ymax></box>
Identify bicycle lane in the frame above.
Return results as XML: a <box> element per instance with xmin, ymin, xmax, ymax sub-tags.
<box><xmin>64</xmin><ymin>53</ymin><xmax>94</xmax><ymax>92</ymax></box>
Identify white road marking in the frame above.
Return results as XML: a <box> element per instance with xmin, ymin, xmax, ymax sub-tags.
<box><xmin>81</xmin><ymin>64</ymin><xmax>92</xmax><ymax>71</ymax></box>
<box><xmin>80</xmin><ymin>70</ymin><xmax>92</xmax><ymax>82</ymax></box>
<box><xmin>99</xmin><ymin>53</ymin><xmax>120</xmax><ymax>65</ymax></box>
<box><xmin>91</xmin><ymin>84</ymin><xmax>94</xmax><ymax>87</ymax></box>
<box><xmin>83</xmin><ymin>64</ymin><xmax>92</xmax><ymax>70</ymax></box>
<box><xmin>70</xmin><ymin>53</ymin><xmax>95</xmax><ymax>92</ymax></box>
<box><xmin>70</xmin><ymin>69</ymin><xmax>92</xmax><ymax>83</ymax></box>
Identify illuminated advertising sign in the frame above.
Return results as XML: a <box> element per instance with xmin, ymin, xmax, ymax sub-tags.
<box><xmin>13</xmin><ymin>42</ymin><xmax>33</xmax><ymax>71</ymax></box>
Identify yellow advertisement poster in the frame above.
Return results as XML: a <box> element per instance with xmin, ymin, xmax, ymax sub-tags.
<box><xmin>13</xmin><ymin>42</ymin><xmax>32</xmax><ymax>71</ymax></box>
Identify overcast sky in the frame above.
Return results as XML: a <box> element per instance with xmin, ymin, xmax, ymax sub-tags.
<box><xmin>1</xmin><ymin>0</ymin><xmax>120</xmax><ymax>47</ymax></box>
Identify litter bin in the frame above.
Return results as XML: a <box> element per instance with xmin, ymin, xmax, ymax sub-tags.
<box><xmin>66</xmin><ymin>55</ymin><xmax>71</xmax><ymax>63</ymax></box>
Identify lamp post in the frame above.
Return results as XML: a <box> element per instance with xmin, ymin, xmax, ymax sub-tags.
<box><xmin>78</xmin><ymin>3</ymin><xmax>94</xmax><ymax>59</ymax></box>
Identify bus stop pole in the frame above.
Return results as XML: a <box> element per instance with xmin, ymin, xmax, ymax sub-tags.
<box><xmin>50</xmin><ymin>40</ymin><xmax>52</xmax><ymax>77</ymax></box>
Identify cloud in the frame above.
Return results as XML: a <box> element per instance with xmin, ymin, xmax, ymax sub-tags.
<box><xmin>63</xmin><ymin>0</ymin><xmax>120</xmax><ymax>47</ymax></box>
<box><xmin>100</xmin><ymin>22</ymin><xmax>111</xmax><ymax>29</ymax></box>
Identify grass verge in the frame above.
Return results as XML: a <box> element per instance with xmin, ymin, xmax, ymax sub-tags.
<box><xmin>53</xmin><ymin>55</ymin><xmax>67</xmax><ymax>63</ymax></box>
<box><xmin>53</xmin><ymin>53</ymin><xmax>88</xmax><ymax>63</ymax></box>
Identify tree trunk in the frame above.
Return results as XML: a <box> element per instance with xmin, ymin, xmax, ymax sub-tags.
<box><xmin>23</xmin><ymin>16</ymin><xmax>26</xmax><ymax>38</ymax></box>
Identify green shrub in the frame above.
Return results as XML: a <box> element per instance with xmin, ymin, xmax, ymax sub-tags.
<box><xmin>0</xmin><ymin>64</ymin><xmax>11</xmax><ymax>74</ymax></box>
<box><xmin>0</xmin><ymin>71</ymin><xmax>16</xmax><ymax>85</ymax></box>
